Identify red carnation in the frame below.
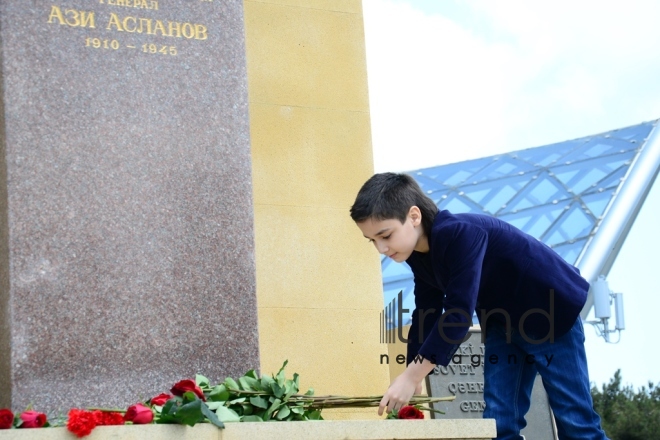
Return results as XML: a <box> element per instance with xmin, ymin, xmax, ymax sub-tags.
<box><xmin>397</xmin><ymin>405</ymin><xmax>424</xmax><ymax>419</ymax></box>
<box><xmin>19</xmin><ymin>410</ymin><xmax>47</xmax><ymax>428</ymax></box>
<box><xmin>0</xmin><ymin>409</ymin><xmax>14</xmax><ymax>429</ymax></box>
<box><xmin>170</xmin><ymin>379</ymin><xmax>206</xmax><ymax>401</ymax></box>
<box><xmin>149</xmin><ymin>393</ymin><xmax>173</xmax><ymax>406</ymax></box>
<box><xmin>93</xmin><ymin>410</ymin><xmax>125</xmax><ymax>426</ymax></box>
<box><xmin>124</xmin><ymin>403</ymin><xmax>153</xmax><ymax>424</ymax></box>
<box><xmin>67</xmin><ymin>409</ymin><xmax>97</xmax><ymax>437</ymax></box>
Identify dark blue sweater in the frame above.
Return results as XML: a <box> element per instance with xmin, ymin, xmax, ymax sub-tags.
<box><xmin>405</xmin><ymin>210</ymin><xmax>589</xmax><ymax>366</ymax></box>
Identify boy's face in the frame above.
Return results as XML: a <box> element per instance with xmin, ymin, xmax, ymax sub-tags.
<box><xmin>356</xmin><ymin>206</ymin><xmax>427</xmax><ymax>262</ymax></box>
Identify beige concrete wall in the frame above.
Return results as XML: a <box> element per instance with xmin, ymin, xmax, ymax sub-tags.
<box><xmin>386</xmin><ymin>324</ymin><xmax>412</xmax><ymax>382</ymax></box>
<box><xmin>243</xmin><ymin>0</ymin><xmax>390</xmax><ymax>420</ymax></box>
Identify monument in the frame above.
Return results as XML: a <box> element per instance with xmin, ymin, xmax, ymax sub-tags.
<box><xmin>0</xmin><ymin>0</ymin><xmax>259</xmax><ymax>412</ymax></box>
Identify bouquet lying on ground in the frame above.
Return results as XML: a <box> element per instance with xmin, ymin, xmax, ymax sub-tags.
<box><xmin>0</xmin><ymin>361</ymin><xmax>454</xmax><ymax>437</ymax></box>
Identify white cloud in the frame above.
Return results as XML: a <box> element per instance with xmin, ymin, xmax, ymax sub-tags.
<box><xmin>364</xmin><ymin>0</ymin><xmax>660</xmax><ymax>172</ymax></box>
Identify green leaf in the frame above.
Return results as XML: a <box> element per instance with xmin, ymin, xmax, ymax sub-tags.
<box><xmin>275</xmin><ymin>360</ymin><xmax>288</xmax><ymax>376</ymax></box>
<box><xmin>242</xmin><ymin>376</ymin><xmax>262</xmax><ymax>391</ymax></box>
<box><xmin>265</xmin><ymin>398</ymin><xmax>282</xmax><ymax>421</ymax></box>
<box><xmin>205</xmin><ymin>401</ymin><xmax>224</xmax><ymax>411</ymax></box>
<box><xmin>224</xmin><ymin>377</ymin><xmax>240</xmax><ymax>391</ymax></box>
<box><xmin>196</xmin><ymin>374</ymin><xmax>210</xmax><ymax>388</ymax></box>
<box><xmin>304</xmin><ymin>388</ymin><xmax>315</xmax><ymax>396</ymax></box>
<box><xmin>249</xmin><ymin>396</ymin><xmax>269</xmax><ymax>409</ymax></box>
<box><xmin>182</xmin><ymin>391</ymin><xmax>198</xmax><ymax>403</ymax></box>
<box><xmin>244</xmin><ymin>369</ymin><xmax>259</xmax><ymax>380</ymax></box>
<box><xmin>238</xmin><ymin>377</ymin><xmax>250</xmax><ymax>391</ymax></box>
<box><xmin>228</xmin><ymin>404</ymin><xmax>243</xmax><ymax>416</ymax></box>
<box><xmin>208</xmin><ymin>384</ymin><xmax>230</xmax><ymax>402</ymax></box>
<box><xmin>271</xmin><ymin>382</ymin><xmax>285</xmax><ymax>399</ymax></box>
<box><xmin>174</xmin><ymin>400</ymin><xmax>204</xmax><ymax>427</ymax></box>
<box><xmin>241</xmin><ymin>403</ymin><xmax>253</xmax><ymax>415</ymax></box>
<box><xmin>228</xmin><ymin>397</ymin><xmax>246</xmax><ymax>405</ymax></box>
<box><xmin>215</xmin><ymin>406</ymin><xmax>240</xmax><ymax>423</ymax></box>
<box><xmin>284</xmin><ymin>381</ymin><xmax>297</xmax><ymax>401</ymax></box>
<box><xmin>242</xmin><ymin>415</ymin><xmax>264</xmax><ymax>422</ymax></box>
<box><xmin>161</xmin><ymin>399</ymin><xmax>179</xmax><ymax>416</ymax></box>
<box><xmin>260</xmin><ymin>374</ymin><xmax>274</xmax><ymax>390</ymax></box>
<box><xmin>275</xmin><ymin>405</ymin><xmax>291</xmax><ymax>420</ymax></box>
<box><xmin>276</xmin><ymin>369</ymin><xmax>286</xmax><ymax>387</ymax></box>
<box><xmin>201</xmin><ymin>402</ymin><xmax>225</xmax><ymax>428</ymax></box>
<box><xmin>305</xmin><ymin>409</ymin><xmax>323</xmax><ymax>421</ymax></box>
<box><xmin>290</xmin><ymin>406</ymin><xmax>304</xmax><ymax>415</ymax></box>
<box><xmin>274</xmin><ymin>360</ymin><xmax>289</xmax><ymax>388</ymax></box>
<box><xmin>156</xmin><ymin>412</ymin><xmax>177</xmax><ymax>424</ymax></box>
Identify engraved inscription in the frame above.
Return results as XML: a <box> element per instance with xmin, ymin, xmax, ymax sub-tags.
<box><xmin>48</xmin><ymin>7</ymin><xmax>96</xmax><ymax>28</ymax></box>
<box><xmin>105</xmin><ymin>13</ymin><xmax>208</xmax><ymax>40</ymax></box>
<box><xmin>99</xmin><ymin>0</ymin><xmax>159</xmax><ymax>10</ymax></box>
<box><xmin>47</xmin><ymin>3</ymin><xmax>211</xmax><ymax>57</ymax></box>
<box><xmin>447</xmin><ymin>381</ymin><xmax>484</xmax><ymax>395</ymax></box>
<box><xmin>85</xmin><ymin>37</ymin><xmax>120</xmax><ymax>50</ymax></box>
<box><xmin>141</xmin><ymin>43</ymin><xmax>177</xmax><ymax>56</ymax></box>
<box><xmin>426</xmin><ymin>332</ymin><xmax>488</xmax><ymax>416</ymax></box>
<box><xmin>460</xmin><ymin>401</ymin><xmax>487</xmax><ymax>412</ymax></box>
<box><xmin>426</xmin><ymin>329</ymin><xmax>554</xmax><ymax>430</ymax></box>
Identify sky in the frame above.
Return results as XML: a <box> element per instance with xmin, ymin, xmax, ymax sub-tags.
<box><xmin>362</xmin><ymin>0</ymin><xmax>660</xmax><ymax>390</ymax></box>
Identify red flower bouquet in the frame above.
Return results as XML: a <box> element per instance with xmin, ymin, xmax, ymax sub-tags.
<box><xmin>0</xmin><ymin>362</ymin><xmax>452</xmax><ymax>437</ymax></box>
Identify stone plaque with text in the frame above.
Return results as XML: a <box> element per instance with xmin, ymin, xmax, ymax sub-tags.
<box><xmin>425</xmin><ymin>329</ymin><xmax>556</xmax><ymax>438</ymax></box>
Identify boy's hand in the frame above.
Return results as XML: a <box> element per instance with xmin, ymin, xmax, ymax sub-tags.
<box><xmin>378</xmin><ymin>372</ymin><xmax>418</xmax><ymax>416</ymax></box>
<box><xmin>378</xmin><ymin>357</ymin><xmax>435</xmax><ymax>416</ymax></box>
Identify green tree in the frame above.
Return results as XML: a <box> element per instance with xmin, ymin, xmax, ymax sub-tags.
<box><xmin>591</xmin><ymin>369</ymin><xmax>660</xmax><ymax>440</ymax></box>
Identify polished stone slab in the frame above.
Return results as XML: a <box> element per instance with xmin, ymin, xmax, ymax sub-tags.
<box><xmin>0</xmin><ymin>0</ymin><xmax>258</xmax><ymax>413</ymax></box>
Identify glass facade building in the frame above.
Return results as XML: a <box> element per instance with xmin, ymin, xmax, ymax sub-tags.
<box><xmin>382</xmin><ymin>120</ymin><xmax>660</xmax><ymax>328</ymax></box>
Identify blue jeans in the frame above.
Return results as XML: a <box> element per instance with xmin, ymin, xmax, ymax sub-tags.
<box><xmin>482</xmin><ymin>318</ymin><xmax>609</xmax><ymax>440</ymax></box>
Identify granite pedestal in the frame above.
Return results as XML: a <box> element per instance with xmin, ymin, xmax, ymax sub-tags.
<box><xmin>0</xmin><ymin>0</ymin><xmax>259</xmax><ymax>413</ymax></box>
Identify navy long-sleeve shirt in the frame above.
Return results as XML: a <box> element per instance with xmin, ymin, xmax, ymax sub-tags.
<box><xmin>405</xmin><ymin>210</ymin><xmax>589</xmax><ymax>366</ymax></box>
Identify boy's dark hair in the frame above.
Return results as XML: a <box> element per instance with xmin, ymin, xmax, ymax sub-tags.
<box><xmin>350</xmin><ymin>173</ymin><xmax>439</xmax><ymax>237</ymax></box>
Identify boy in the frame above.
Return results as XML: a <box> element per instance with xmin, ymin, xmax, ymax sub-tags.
<box><xmin>350</xmin><ymin>172</ymin><xmax>608</xmax><ymax>440</ymax></box>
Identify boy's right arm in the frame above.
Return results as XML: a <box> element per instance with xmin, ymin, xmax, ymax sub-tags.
<box><xmin>380</xmin><ymin>272</ymin><xmax>441</xmax><ymax>415</ymax></box>
<box><xmin>407</xmin><ymin>274</ymin><xmax>444</xmax><ymax>366</ymax></box>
